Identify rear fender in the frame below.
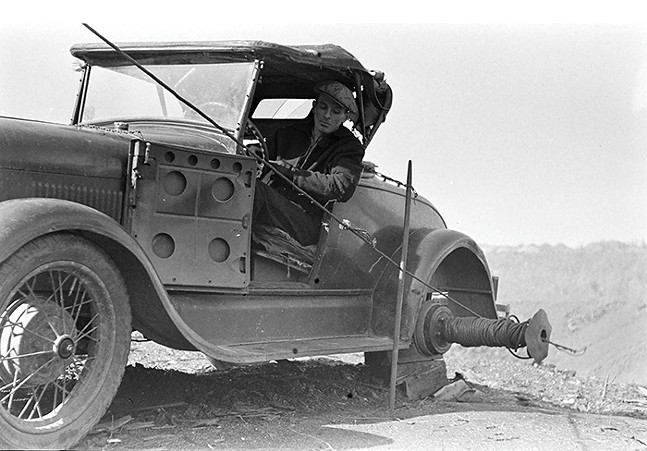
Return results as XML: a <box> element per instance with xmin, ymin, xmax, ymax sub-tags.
<box><xmin>0</xmin><ymin>198</ymin><xmax>193</xmax><ymax>350</ymax></box>
<box><xmin>372</xmin><ymin>228</ymin><xmax>497</xmax><ymax>339</ymax></box>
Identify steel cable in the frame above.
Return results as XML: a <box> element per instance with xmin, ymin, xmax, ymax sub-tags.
<box><xmin>81</xmin><ymin>23</ymin><xmax>489</xmax><ymax>319</ymax></box>
<box><xmin>443</xmin><ymin>317</ymin><xmax>529</xmax><ymax>350</ymax></box>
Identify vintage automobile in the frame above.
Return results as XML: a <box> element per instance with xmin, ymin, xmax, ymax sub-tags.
<box><xmin>0</xmin><ymin>34</ymin><xmax>552</xmax><ymax>449</ymax></box>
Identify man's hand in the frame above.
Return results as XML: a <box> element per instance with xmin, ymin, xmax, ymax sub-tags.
<box><xmin>248</xmin><ymin>144</ymin><xmax>264</xmax><ymax>159</ymax></box>
<box><xmin>269</xmin><ymin>160</ymin><xmax>294</xmax><ymax>180</ymax></box>
<box><xmin>271</xmin><ymin>159</ymin><xmax>292</xmax><ymax>169</ymax></box>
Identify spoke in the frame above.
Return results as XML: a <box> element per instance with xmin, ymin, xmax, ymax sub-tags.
<box><xmin>1</xmin><ymin>378</ymin><xmax>17</xmax><ymax>393</ymax></box>
<box><xmin>6</xmin><ymin>365</ymin><xmax>20</xmax><ymax>412</ymax></box>
<box><xmin>18</xmin><ymin>276</ymin><xmax>38</xmax><ymax>300</ymax></box>
<box><xmin>33</xmin><ymin>282</ymin><xmax>61</xmax><ymax>338</ymax></box>
<box><xmin>22</xmin><ymin>270</ymin><xmax>65</xmax><ymax>337</ymax></box>
<box><xmin>52</xmin><ymin>378</ymin><xmax>59</xmax><ymax>416</ymax></box>
<box><xmin>67</xmin><ymin>274</ymin><xmax>78</xmax><ymax>297</ymax></box>
<box><xmin>55</xmin><ymin>271</ymin><xmax>68</xmax><ymax>335</ymax></box>
<box><xmin>1</xmin><ymin>349</ymin><xmax>53</xmax><ymax>363</ymax></box>
<box><xmin>72</xmin><ymin>295</ymin><xmax>94</xmax><ymax>326</ymax></box>
<box><xmin>30</xmin><ymin>388</ymin><xmax>45</xmax><ymax>420</ymax></box>
<box><xmin>75</xmin><ymin>312</ymin><xmax>100</xmax><ymax>342</ymax></box>
<box><xmin>75</xmin><ymin>325</ymin><xmax>99</xmax><ymax>343</ymax></box>
<box><xmin>49</xmin><ymin>270</ymin><xmax>61</xmax><ymax>304</ymax></box>
<box><xmin>0</xmin><ymin>355</ymin><xmax>58</xmax><ymax>403</ymax></box>
<box><xmin>57</xmin><ymin>271</ymin><xmax>78</xmax><ymax>325</ymax></box>
<box><xmin>18</xmin><ymin>390</ymin><xmax>35</xmax><ymax>419</ymax></box>
<box><xmin>68</xmin><ymin>281</ymin><xmax>87</xmax><ymax>323</ymax></box>
<box><xmin>52</xmin><ymin>378</ymin><xmax>72</xmax><ymax>405</ymax></box>
<box><xmin>48</xmin><ymin>270</ymin><xmax>72</xmax><ymax>336</ymax></box>
<box><xmin>25</xmin><ymin>384</ymin><xmax>47</xmax><ymax>420</ymax></box>
<box><xmin>2</xmin><ymin>318</ymin><xmax>56</xmax><ymax>343</ymax></box>
<box><xmin>29</xmin><ymin>383</ymin><xmax>50</xmax><ymax>420</ymax></box>
<box><xmin>15</xmin><ymin>288</ymin><xmax>32</xmax><ymax>302</ymax></box>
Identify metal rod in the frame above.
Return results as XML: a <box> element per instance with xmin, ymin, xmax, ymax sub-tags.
<box><xmin>354</xmin><ymin>72</ymin><xmax>367</xmax><ymax>139</ymax></box>
<box><xmin>80</xmin><ymin>24</ymin><xmax>484</xmax><ymax>324</ymax></box>
<box><xmin>82</xmin><ymin>23</ymin><xmax>238</xmax><ymax>144</ymax></box>
<box><xmin>389</xmin><ymin>160</ymin><xmax>413</xmax><ymax>411</ymax></box>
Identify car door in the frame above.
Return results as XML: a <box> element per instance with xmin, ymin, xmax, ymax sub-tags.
<box><xmin>129</xmin><ymin>140</ymin><xmax>256</xmax><ymax>289</ymax></box>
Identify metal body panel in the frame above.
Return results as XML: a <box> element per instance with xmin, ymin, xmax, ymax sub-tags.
<box><xmin>89</xmin><ymin>120</ymin><xmax>234</xmax><ymax>153</ymax></box>
<box><xmin>225</xmin><ymin>336</ymin><xmax>407</xmax><ymax>363</ymax></box>
<box><xmin>0</xmin><ymin>168</ymin><xmax>124</xmax><ymax>221</ymax></box>
<box><xmin>169</xmin><ymin>289</ymin><xmax>372</xmax><ymax>345</ymax></box>
<box><xmin>373</xmin><ymin>228</ymin><xmax>498</xmax><ymax>340</ymax></box>
<box><xmin>314</xmin><ymin>175</ymin><xmax>447</xmax><ymax>290</ymax></box>
<box><xmin>0</xmin><ymin>117</ymin><xmax>129</xmax><ymax>220</ymax></box>
<box><xmin>130</xmin><ymin>143</ymin><xmax>256</xmax><ymax>288</ymax></box>
<box><xmin>310</xmin><ymin>172</ymin><xmax>496</xmax><ymax>343</ymax></box>
<box><xmin>0</xmin><ymin>117</ymin><xmax>128</xmax><ymax>179</ymax></box>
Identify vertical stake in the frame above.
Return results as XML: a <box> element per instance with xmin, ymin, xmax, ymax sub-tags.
<box><xmin>389</xmin><ymin>160</ymin><xmax>413</xmax><ymax>411</ymax></box>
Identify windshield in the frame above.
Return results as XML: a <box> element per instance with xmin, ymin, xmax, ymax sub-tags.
<box><xmin>81</xmin><ymin>62</ymin><xmax>256</xmax><ymax>131</ymax></box>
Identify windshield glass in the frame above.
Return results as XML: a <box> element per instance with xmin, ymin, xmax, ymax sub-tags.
<box><xmin>81</xmin><ymin>62</ymin><xmax>256</xmax><ymax>130</ymax></box>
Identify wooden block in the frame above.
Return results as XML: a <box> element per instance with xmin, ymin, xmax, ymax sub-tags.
<box><xmin>364</xmin><ymin>350</ymin><xmax>449</xmax><ymax>400</ymax></box>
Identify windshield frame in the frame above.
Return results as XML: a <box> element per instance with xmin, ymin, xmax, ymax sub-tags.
<box><xmin>72</xmin><ymin>59</ymin><xmax>261</xmax><ymax>146</ymax></box>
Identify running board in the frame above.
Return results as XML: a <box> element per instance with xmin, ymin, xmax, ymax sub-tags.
<box><xmin>215</xmin><ymin>336</ymin><xmax>410</xmax><ymax>364</ymax></box>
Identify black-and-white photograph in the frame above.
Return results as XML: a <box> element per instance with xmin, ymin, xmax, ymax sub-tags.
<box><xmin>1</xmin><ymin>4</ymin><xmax>645</xmax><ymax>450</ymax></box>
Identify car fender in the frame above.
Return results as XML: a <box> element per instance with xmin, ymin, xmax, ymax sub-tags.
<box><xmin>372</xmin><ymin>227</ymin><xmax>497</xmax><ymax>340</ymax></box>
<box><xmin>0</xmin><ymin>197</ymin><xmax>194</xmax><ymax>350</ymax></box>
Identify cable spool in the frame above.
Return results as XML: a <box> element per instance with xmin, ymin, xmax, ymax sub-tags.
<box><xmin>416</xmin><ymin>304</ymin><xmax>552</xmax><ymax>363</ymax></box>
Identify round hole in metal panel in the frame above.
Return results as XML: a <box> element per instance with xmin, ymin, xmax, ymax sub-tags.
<box><xmin>152</xmin><ymin>233</ymin><xmax>175</xmax><ymax>259</ymax></box>
<box><xmin>188</xmin><ymin>155</ymin><xmax>198</xmax><ymax>166</ymax></box>
<box><xmin>233</xmin><ymin>162</ymin><xmax>243</xmax><ymax>174</ymax></box>
<box><xmin>211</xmin><ymin>158</ymin><xmax>221</xmax><ymax>170</ymax></box>
<box><xmin>163</xmin><ymin>170</ymin><xmax>187</xmax><ymax>196</ymax></box>
<box><xmin>208</xmin><ymin>238</ymin><xmax>230</xmax><ymax>262</ymax></box>
<box><xmin>211</xmin><ymin>177</ymin><xmax>235</xmax><ymax>202</ymax></box>
<box><xmin>164</xmin><ymin>151</ymin><xmax>175</xmax><ymax>163</ymax></box>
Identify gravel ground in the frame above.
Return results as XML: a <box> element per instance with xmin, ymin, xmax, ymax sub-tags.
<box><xmin>73</xmin><ymin>337</ymin><xmax>647</xmax><ymax>450</ymax></box>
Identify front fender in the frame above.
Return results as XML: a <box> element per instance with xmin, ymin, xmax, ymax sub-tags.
<box><xmin>372</xmin><ymin>227</ymin><xmax>497</xmax><ymax>339</ymax></box>
<box><xmin>0</xmin><ymin>198</ymin><xmax>194</xmax><ymax>349</ymax></box>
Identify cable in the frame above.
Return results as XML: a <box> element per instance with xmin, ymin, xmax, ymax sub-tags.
<box><xmin>82</xmin><ymin>23</ymin><xmax>489</xmax><ymax>321</ymax></box>
<box><xmin>444</xmin><ymin>317</ymin><xmax>529</xmax><ymax>349</ymax></box>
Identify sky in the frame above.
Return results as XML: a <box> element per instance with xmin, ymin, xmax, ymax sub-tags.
<box><xmin>1</xmin><ymin>5</ymin><xmax>646</xmax><ymax>247</ymax></box>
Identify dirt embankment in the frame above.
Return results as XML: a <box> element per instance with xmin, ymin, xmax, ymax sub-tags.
<box><xmin>482</xmin><ymin>242</ymin><xmax>647</xmax><ymax>385</ymax></box>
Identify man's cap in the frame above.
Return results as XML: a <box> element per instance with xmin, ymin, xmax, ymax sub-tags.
<box><xmin>314</xmin><ymin>81</ymin><xmax>358</xmax><ymax>121</ymax></box>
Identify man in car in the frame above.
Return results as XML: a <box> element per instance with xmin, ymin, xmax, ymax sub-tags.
<box><xmin>252</xmin><ymin>81</ymin><xmax>365</xmax><ymax>246</ymax></box>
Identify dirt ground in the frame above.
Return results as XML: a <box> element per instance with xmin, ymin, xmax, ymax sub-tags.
<box><xmin>74</xmin><ymin>336</ymin><xmax>647</xmax><ymax>450</ymax></box>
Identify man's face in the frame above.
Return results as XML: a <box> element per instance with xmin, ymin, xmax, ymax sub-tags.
<box><xmin>313</xmin><ymin>95</ymin><xmax>348</xmax><ymax>137</ymax></box>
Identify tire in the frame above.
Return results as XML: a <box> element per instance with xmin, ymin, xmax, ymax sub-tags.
<box><xmin>0</xmin><ymin>233</ymin><xmax>131</xmax><ymax>450</ymax></box>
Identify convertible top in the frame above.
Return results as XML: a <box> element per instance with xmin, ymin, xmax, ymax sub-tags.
<box><xmin>71</xmin><ymin>40</ymin><xmax>392</xmax><ymax>139</ymax></box>
<box><xmin>71</xmin><ymin>40</ymin><xmax>369</xmax><ymax>76</ymax></box>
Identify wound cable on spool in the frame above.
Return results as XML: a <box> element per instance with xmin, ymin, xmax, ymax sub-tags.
<box><xmin>443</xmin><ymin>317</ymin><xmax>529</xmax><ymax>350</ymax></box>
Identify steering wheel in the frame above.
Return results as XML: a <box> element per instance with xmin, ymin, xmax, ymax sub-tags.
<box><xmin>245</xmin><ymin>119</ymin><xmax>268</xmax><ymax>178</ymax></box>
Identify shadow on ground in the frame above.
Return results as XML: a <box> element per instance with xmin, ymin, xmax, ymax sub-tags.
<box><xmin>74</xmin><ymin>358</ymin><xmax>626</xmax><ymax>450</ymax></box>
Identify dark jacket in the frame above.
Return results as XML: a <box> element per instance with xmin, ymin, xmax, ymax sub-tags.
<box><xmin>264</xmin><ymin>117</ymin><xmax>365</xmax><ymax>218</ymax></box>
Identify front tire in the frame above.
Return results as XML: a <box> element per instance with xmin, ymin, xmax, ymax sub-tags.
<box><xmin>0</xmin><ymin>233</ymin><xmax>131</xmax><ymax>450</ymax></box>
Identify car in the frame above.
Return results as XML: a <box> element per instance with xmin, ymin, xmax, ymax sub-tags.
<box><xmin>0</xmin><ymin>33</ymin><xmax>552</xmax><ymax>450</ymax></box>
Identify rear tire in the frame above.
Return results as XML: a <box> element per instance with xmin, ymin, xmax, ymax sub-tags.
<box><xmin>0</xmin><ymin>233</ymin><xmax>131</xmax><ymax>450</ymax></box>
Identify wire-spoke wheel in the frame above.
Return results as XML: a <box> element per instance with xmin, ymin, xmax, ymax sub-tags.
<box><xmin>0</xmin><ymin>234</ymin><xmax>131</xmax><ymax>450</ymax></box>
